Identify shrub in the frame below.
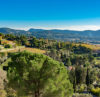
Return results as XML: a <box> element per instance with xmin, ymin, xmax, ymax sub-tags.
<box><xmin>87</xmin><ymin>84</ymin><xmax>94</xmax><ymax>91</ymax></box>
<box><xmin>76</xmin><ymin>84</ymin><xmax>87</xmax><ymax>93</ymax></box>
<box><xmin>0</xmin><ymin>90</ymin><xmax>6</xmax><ymax>97</ymax></box>
<box><xmin>91</xmin><ymin>87</ymin><xmax>100</xmax><ymax>96</ymax></box>
<box><xmin>4</xmin><ymin>44</ymin><xmax>12</xmax><ymax>48</ymax></box>
<box><xmin>73</xmin><ymin>93</ymin><xmax>93</xmax><ymax>97</ymax></box>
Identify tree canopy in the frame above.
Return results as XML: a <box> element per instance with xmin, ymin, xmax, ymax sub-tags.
<box><xmin>7</xmin><ymin>51</ymin><xmax>73</xmax><ymax>97</ymax></box>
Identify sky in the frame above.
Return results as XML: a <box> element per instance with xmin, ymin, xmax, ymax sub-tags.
<box><xmin>0</xmin><ymin>0</ymin><xmax>100</xmax><ymax>30</ymax></box>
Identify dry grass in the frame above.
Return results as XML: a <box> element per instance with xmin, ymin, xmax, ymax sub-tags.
<box><xmin>6</xmin><ymin>47</ymin><xmax>46</xmax><ymax>54</ymax></box>
<box><xmin>74</xmin><ymin>43</ymin><xmax>100</xmax><ymax>50</ymax></box>
<box><xmin>0</xmin><ymin>68</ymin><xmax>6</xmax><ymax>90</ymax></box>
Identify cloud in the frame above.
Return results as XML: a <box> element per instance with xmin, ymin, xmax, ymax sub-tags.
<box><xmin>5</xmin><ymin>25</ymin><xmax>100</xmax><ymax>31</ymax></box>
<box><xmin>63</xmin><ymin>25</ymin><xmax>100</xmax><ymax>31</ymax></box>
<box><xmin>41</xmin><ymin>25</ymin><xmax>100</xmax><ymax>31</ymax></box>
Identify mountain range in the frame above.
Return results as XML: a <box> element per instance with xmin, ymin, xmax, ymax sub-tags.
<box><xmin>0</xmin><ymin>27</ymin><xmax>100</xmax><ymax>43</ymax></box>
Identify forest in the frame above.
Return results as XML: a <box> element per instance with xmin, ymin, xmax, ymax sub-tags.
<box><xmin>0</xmin><ymin>33</ymin><xmax>100</xmax><ymax>97</ymax></box>
<box><xmin>1</xmin><ymin>27</ymin><xmax>100</xmax><ymax>43</ymax></box>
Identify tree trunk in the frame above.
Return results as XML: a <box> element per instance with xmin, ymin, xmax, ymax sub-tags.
<box><xmin>34</xmin><ymin>91</ymin><xmax>40</xmax><ymax>97</ymax></box>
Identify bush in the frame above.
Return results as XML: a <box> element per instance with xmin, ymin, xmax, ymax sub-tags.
<box><xmin>76</xmin><ymin>84</ymin><xmax>87</xmax><ymax>93</ymax></box>
<box><xmin>91</xmin><ymin>87</ymin><xmax>100</xmax><ymax>96</ymax></box>
<box><xmin>4</xmin><ymin>44</ymin><xmax>12</xmax><ymax>48</ymax></box>
<box><xmin>5</xmin><ymin>88</ymin><xmax>17</xmax><ymax>97</ymax></box>
<box><xmin>0</xmin><ymin>90</ymin><xmax>6</xmax><ymax>97</ymax></box>
<box><xmin>87</xmin><ymin>84</ymin><xmax>94</xmax><ymax>91</ymax></box>
<box><xmin>73</xmin><ymin>93</ymin><xmax>93</xmax><ymax>97</ymax></box>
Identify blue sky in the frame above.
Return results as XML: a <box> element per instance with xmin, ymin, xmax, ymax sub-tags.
<box><xmin>0</xmin><ymin>0</ymin><xmax>100</xmax><ymax>30</ymax></box>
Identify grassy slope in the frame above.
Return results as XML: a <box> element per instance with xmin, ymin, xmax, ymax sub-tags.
<box><xmin>74</xmin><ymin>43</ymin><xmax>100</xmax><ymax>50</ymax></box>
<box><xmin>0</xmin><ymin>47</ymin><xmax>46</xmax><ymax>54</ymax></box>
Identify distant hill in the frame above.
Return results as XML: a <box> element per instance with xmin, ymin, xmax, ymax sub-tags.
<box><xmin>0</xmin><ymin>28</ymin><xmax>27</xmax><ymax>35</ymax></box>
<box><xmin>0</xmin><ymin>27</ymin><xmax>100</xmax><ymax>43</ymax></box>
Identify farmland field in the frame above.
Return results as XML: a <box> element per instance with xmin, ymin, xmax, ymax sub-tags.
<box><xmin>17</xmin><ymin>47</ymin><xmax>46</xmax><ymax>54</ymax></box>
<box><xmin>0</xmin><ymin>47</ymin><xmax>46</xmax><ymax>54</ymax></box>
<box><xmin>75</xmin><ymin>43</ymin><xmax>100</xmax><ymax>50</ymax></box>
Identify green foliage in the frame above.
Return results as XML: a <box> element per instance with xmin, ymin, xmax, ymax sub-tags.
<box><xmin>91</xmin><ymin>88</ymin><xmax>100</xmax><ymax>96</ymax></box>
<box><xmin>7</xmin><ymin>51</ymin><xmax>73</xmax><ymax>97</ymax></box>
<box><xmin>0</xmin><ymin>33</ymin><xmax>99</xmax><ymax>96</ymax></box>
<box><xmin>0</xmin><ymin>52</ymin><xmax>6</xmax><ymax>57</ymax></box>
<box><xmin>19</xmin><ymin>35</ymin><xmax>28</xmax><ymax>45</ymax></box>
<box><xmin>65</xmin><ymin>58</ymin><xmax>71</xmax><ymax>66</ymax></box>
<box><xmin>5</xmin><ymin>88</ymin><xmax>17</xmax><ymax>97</ymax></box>
<box><xmin>75</xmin><ymin>66</ymin><xmax>87</xmax><ymax>84</ymax></box>
<box><xmin>73</xmin><ymin>45</ymin><xmax>92</xmax><ymax>54</ymax></box>
<box><xmin>73</xmin><ymin>93</ymin><xmax>93</xmax><ymax>97</ymax></box>
<box><xmin>4</xmin><ymin>44</ymin><xmax>12</xmax><ymax>48</ymax></box>
<box><xmin>30</xmin><ymin>37</ymin><xmax>45</xmax><ymax>48</ymax></box>
<box><xmin>76</xmin><ymin>84</ymin><xmax>87</xmax><ymax>93</ymax></box>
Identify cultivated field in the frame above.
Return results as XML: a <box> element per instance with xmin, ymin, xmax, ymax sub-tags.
<box><xmin>0</xmin><ymin>47</ymin><xmax>46</xmax><ymax>54</ymax></box>
<box><xmin>75</xmin><ymin>43</ymin><xmax>100</xmax><ymax>50</ymax></box>
<box><xmin>17</xmin><ymin>47</ymin><xmax>46</xmax><ymax>54</ymax></box>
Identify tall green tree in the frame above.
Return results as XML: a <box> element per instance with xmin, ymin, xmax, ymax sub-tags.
<box><xmin>7</xmin><ymin>51</ymin><xmax>73</xmax><ymax>97</ymax></box>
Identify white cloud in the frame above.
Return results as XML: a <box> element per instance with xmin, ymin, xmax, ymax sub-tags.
<box><xmin>8</xmin><ymin>25</ymin><xmax>100</xmax><ymax>31</ymax></box>
<box><xmin>64</xmin><ymin>25</ymin><xmax>100</xmax><ymax>31</ymax></box>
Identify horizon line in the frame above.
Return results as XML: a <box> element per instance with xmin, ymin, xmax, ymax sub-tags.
<box><xmin>1</xmin><ymin>25</ymin><xmax>100</xmax><ymax>31</ymax></box>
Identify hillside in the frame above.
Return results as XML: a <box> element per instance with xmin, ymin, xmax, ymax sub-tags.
<box><xmin>0</xmin><ymin>28</ymin><xmax>100</xmax><ymax>43</ymax></box>
<box><xmin>0</xmin><ymin>33</ymin><xmax>100</xmax><ymax>97</ymax></box>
